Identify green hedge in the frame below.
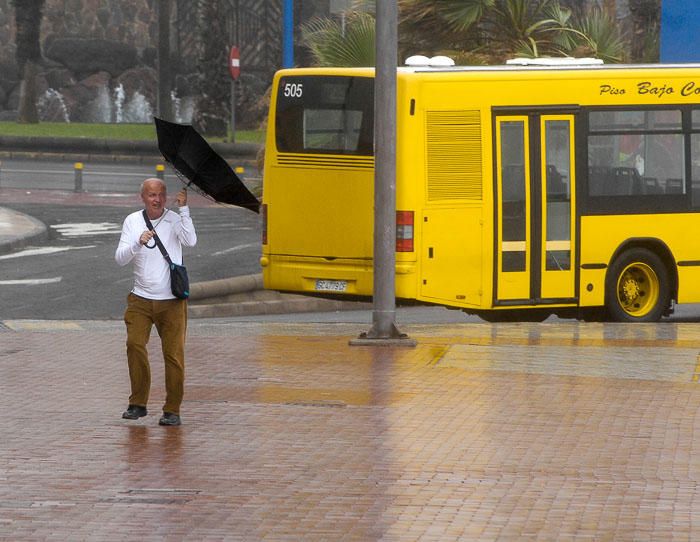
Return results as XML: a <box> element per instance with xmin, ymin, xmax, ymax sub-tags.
<box><xmin>0</xmin><ymin>122</ymin><xmax>264</xmax><ymax>143</ymax></box>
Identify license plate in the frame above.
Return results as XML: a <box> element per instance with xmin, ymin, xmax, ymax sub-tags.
<box><xmin>315</xmin><ymin>279</ymin><xmax>347</xmax><ymax>292</ymax></box>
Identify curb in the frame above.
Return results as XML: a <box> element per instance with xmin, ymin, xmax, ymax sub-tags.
<box><xmin>187</xmin><ymin>274</ymin><xmax>372</xmax><ymax>318</ymax></box>
<box><xmin>189</xmin><ymin>274</ymin><xmax>263</xmax><ymax>300</ymax></box>
<box><xmin>188</xmin><ymin>296</ymin><xmax>371</xmax><ymax>318</ymax></box>
<box><xmin>0</xmin><ymin>208</ymin><xmax>48</xmax><ymax>256</ymax></box>
<box><xmin>0</xmin><ymin>135</ymin><xmax>262</xmax><ymax>161</ymax></box>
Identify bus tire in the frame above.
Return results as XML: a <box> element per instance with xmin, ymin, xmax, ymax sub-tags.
<box><xmin>605</xmin><ymin>248</ymin><xmax>670</xmax><ymax>322</ymax></box>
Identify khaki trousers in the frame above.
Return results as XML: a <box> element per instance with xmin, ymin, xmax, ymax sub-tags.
<box><xmin>124</xmin><ymin>293</ymin><xmax>188</xmax><ymax>415</ymax></box>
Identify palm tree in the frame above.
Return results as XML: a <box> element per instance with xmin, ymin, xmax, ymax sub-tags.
<box><xmin>302</xmin><ymin>0</ymin><xmax>629</xmax><ymax>67</ymax></box>
<box><xmin>11</xmin><ymin>0</ymin><xmax>45</xmax><ymax>124</ymax></box>
<box><xmin>628</xmin><ymin>0</ymin><xmax>660</xmax><ymax>62</ymax></box>
<box><xmin>156</xmin><ymin>0</ymin><xmax>173</xmax><ymax>122</ymax></box>
<box><xmin>566</xmin><ymin>6</ymin><xmax>626</xmax><ymax>63</ymax></box>
<box><xmin>399</xmin><ymin>0</ymin><xmax>626</xmax><ymax>63</ymax></box>
<box><xmin>302</xmin><ymin>11</ymin><xmax>376</xmax><ymax>67</ymax></box>
<box><xmin>481</xmin><ymin>0</ymin><xmax>574</xmax><ymax>58</ymax></box>
<box><xmin>192</xmin><ymin>0</ymin><xmax>229</xmax><ymax>136</ymax></box>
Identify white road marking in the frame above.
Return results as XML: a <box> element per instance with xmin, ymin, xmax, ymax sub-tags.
<box><xmin>0</xmin><ymin>245</ymin><xmax>95</xmax><ymax>260</ymax></box>
<box><xmin>50</xmin><ymin>223</ymin><xmax>121</xmax><ymax>237</ymax></box>
<box><xmin>90</xmin><ymin>193</ymin><xmax>134</xmax><ymax>197</ymax></box>
<box><xmin>212</xmin><ymin>243</ymin><xmax>259</xmax><ymax>256</ymax></box>
<box><xmin>0</xmin><ymin>277</ymin><xmax>62</xmax><ymax>285</ymax></box>
<box><xmin>3</xmin><ymin>168</ymin><xmax>156</xmax><ymax>178</ymax></box>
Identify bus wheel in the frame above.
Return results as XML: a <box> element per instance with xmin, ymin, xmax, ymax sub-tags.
<box><xmin>605</xmin><ymin>248</ymin><xmax>670</xmax><ymax>322</ymax></box>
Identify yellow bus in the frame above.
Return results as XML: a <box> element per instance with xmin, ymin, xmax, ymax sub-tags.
<box><xmin>260</xmin><ymin>60</ymin><xmax>700</xmax><ymax>322</ymax></box>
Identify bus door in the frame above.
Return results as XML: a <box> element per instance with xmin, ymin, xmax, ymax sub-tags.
<box><xmin>494</xmin><ymin>113</ymin><xmax>577</xmax><ymax>304</ymax></box>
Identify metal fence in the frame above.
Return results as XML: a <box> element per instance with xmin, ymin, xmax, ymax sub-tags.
<box><xmin>174</xmin><ymin>0</ymin><xmax>282</xmax><ymax>78</ymax></box>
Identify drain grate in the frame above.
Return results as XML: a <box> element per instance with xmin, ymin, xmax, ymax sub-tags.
<box><xmin>0</xmin><ymin>349</ymin><xmax>23</xmax><ymax>357</ymax></box>
<box><xmin>102</xmin><ymin>488</ymin><xmax>201</xmax><ymax>506</ymax></box>
<box><xmin>102</xmin><ymin>496</ymin><xmax>189</xmax><ymax>505</ymax></box>
<box><xmin>285</xmin><ymin>400</ymin><xmax>347</xmax><ymax>408</ymax></box>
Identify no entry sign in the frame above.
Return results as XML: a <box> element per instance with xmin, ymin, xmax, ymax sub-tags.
<box><xmin>229</xmin><ymin>46</ymin><xmax>240</xmax><ymax>80</ymax></box>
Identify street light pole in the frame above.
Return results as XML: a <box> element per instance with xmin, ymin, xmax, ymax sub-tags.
<box><xmin>351</xmin><ymin>0</ymin><xmax>415</xmax><ymax>347</ymax></box>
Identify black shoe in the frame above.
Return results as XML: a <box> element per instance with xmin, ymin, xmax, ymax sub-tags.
<box><xmin>159</xmin><ymin>412</ymin><xmax>181</xmax><ymax>426</ymax></box>
<box><xmin>122</xmin><ymin>405</ymin><xmax>148</xmax><ymax>420</ymax></box>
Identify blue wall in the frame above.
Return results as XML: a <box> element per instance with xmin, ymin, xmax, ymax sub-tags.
<box><xmin>660</xmin><ymin>0</ymin><xmax>700</xmax><ymax>62</ymax></box>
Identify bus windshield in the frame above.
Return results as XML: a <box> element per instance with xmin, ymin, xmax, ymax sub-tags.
<box><xmin>275</xmin><ymin>75</ymin><xmax>374</xmax><ymax>155</ymax></box>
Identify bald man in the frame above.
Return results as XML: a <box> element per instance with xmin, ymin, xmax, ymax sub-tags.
<box><xmin>115</xmin><ymin>178</ymin><xmax>197</xmax><ymax>426</ymax></box>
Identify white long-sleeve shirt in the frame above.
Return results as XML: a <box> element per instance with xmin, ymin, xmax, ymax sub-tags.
<box><xmin>115</xmin><ymin>206</ymin><xmax>197</xmax><ymax>300</ymax></box>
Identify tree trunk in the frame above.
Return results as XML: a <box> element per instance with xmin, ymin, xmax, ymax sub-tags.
<box><xmin>629</xmin><ymin>0</ymin><xmax>660</xmax><ymax>62</ymax></box>
<box><xmin>193</xmin><ymin>0</ymin><xmax>229</xmax><ymax>136</ymax></box>
<box><xmin>603</xmin><ymin>0</ymin><xmax>617</xmax><ymax>18</ymax></box>
<box><xmin>12</xmin><ymin>0</ymin><xmax>45</xmax><ymax>124</ymax></box>
<box><xmin>17</xmin><ymin>59</ymin><xmax>39</xmax><ymax>124</ymax></box>
<box><xmin>157</xmin><ymin>0</ymin><xmax>173</xmax><ymax>122</ymax></box>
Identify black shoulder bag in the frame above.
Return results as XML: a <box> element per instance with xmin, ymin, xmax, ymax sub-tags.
<box><xmin>142</xmin><ymin>210</ymin><xmax>190</xmax><ymax>300</ymax></box>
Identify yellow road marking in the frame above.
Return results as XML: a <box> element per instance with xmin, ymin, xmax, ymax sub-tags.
<box><xmin>426</xmin><ymin>345</ymin><xmax>450</xmax><ymax>366</ymax></box>
<box><xmin>3</xmin><ymin>320</ymin><xmax>83</xmax><ymax>331</ymax></box>
<box><xmin>693</xmin><ymin>355</ymin><xmax>700</xmax><ymax>382</ymax></box>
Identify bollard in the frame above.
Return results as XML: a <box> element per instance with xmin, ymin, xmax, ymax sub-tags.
<box><xmin>234</xmin><ymin>166</ymin><xmax>245</xmax><ymax>175</ymax></box>
<box><xmin>74</xmin><ymin>162</ymin><xmax>84</xmax><ymax>192</ymax></box>
<box><xmin>156</xmin><ymin>163</ymin><xmax>165</xmax><ymax>180</ymax></box>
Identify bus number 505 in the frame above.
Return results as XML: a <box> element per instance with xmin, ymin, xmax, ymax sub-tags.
<box><xmin>283</xmin><ymin>83</ymin><xmax>303</xmax><ymax>98</ymax></box>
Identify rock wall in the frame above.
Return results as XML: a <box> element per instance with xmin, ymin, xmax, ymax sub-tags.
<box><xmin>0</xmin><ymin>0</ymin><xmax>270</xmax><ymax>127</ymax></box>
<box><xmin>0</xmin><ymin>0</ymin><xmax>166</xmax><ymax>123</ymax></box>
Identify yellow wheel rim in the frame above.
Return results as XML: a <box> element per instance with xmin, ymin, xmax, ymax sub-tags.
<box><xmin>616</xmin><ymin>262</ymin><xmax>659</xmax><ymax>317</ymax></box>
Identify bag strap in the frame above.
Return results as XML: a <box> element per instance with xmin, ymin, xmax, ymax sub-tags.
<box><xmin>142</xmin><ymin>209</ymin><xmax>173</xmax><ymax>266</ymax></box>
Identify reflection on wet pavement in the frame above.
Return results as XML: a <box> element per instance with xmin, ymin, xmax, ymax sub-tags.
<box><xmin>2</xmin><ymin>320</ymin><xmax>700</xmax><ymax>539</ymax></box>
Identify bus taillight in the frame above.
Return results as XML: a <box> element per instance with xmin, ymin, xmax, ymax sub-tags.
<box><xmin>396</xmin><ymin>210</ymin><xmax>414</xmax><ymax>252</ymax></box>
<box><xmin>262</xmin><ymin>204</ymin><xmax>268</xmax><ymax>245</ymax></box>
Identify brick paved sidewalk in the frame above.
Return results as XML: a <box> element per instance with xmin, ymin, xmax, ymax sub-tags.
<box><xmin>2</xmin><ymin>320</ymin><xmax>700</xmax><ymax>541</ymax></box>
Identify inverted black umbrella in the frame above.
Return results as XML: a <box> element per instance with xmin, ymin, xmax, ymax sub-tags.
<box><xmin>154</xmin><ymin>117</ymin><xmax>260</xmax><ymax>213</ymax></box>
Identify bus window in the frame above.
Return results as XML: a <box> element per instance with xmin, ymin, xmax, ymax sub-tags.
<box><xmin>544</xmin><ymin>120</ymin><xmax>571</xmax><ymax>271</ymax></box>
<box><xmin>589</xmin><ymin>109</ymin><xmax>681</xmax><ymax>131</ymax></box>
<box><xmin>303</xmin><ymin>109</ymin><xmax>364</xmax><ymax>151</ymax></box>
<box><xmin>275</xmin><ymin>76</ymin><xmax>374</xmax><ymax>155</ymax></box>
<box><xmin>691</xmin><ymin>111</ymin><xmax>700</xmax><ymax>207</ymax></box>
<box><xmin>500</xmin><ymin>121</ymin><xmax>527</xmax><ymax>273</ymax></box>
<box><xmin>588</xmin><ymin>109</ymin><xmax>684</xmax><ymax>198</ymax></box>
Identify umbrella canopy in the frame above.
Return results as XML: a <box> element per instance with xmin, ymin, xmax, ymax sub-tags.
<box><xmin>154</xmin><ymin>117</ymin><xmax>260</xmax><ymax>213</ymax></box>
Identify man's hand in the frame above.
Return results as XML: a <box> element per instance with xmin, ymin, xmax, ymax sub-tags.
<box><xmin>175</xmin><ymin>188</ymin><xmax>188</xmax><ymax>207</ymax></box>
<box><xmin>139</xmin><ymin>230</ymin><xmax>155</xmax><ymax>246</ymax></box>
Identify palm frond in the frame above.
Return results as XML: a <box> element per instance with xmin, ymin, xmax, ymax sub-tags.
<box><xmin>569</xmin><ymin>6</ymin><xmax>626</xmax><ymax>63</ymax></box>
<box><xmin>302</xmin><ymin>12</ymin><xmax>376</xmax><ymax>67</ymax></box>
<box><xmin>438</xmin><ymin>0</ymin><xmax>496</xmax><ymax>32</ymax></box>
